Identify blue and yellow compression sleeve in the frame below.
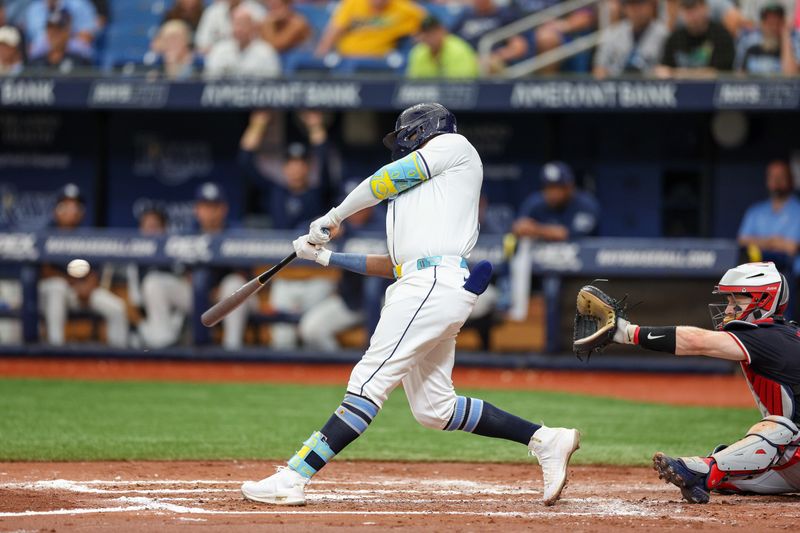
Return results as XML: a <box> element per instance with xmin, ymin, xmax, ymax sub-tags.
<box><xmin>369</xmin><ymin>152</ymin><xmax>431</xmax><ymax>200</ymax></box>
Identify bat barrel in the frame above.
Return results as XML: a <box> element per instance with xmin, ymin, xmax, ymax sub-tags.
<box><xmin>200</xmin><ymin>278</ymin><xmax>261</xmax><ymax>327</ymax></box>
<box><xmin>200</xmin><ymin>252</ymin><xmax>297</xmax><ymax>328</ymax></box>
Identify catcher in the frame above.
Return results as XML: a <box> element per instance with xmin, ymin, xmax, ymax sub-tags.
<box><xmin>574</xmin><ymin>261</ymin><xmax>800</xmax><ymax>503</ymax></box>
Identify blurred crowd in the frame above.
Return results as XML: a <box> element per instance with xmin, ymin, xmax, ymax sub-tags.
<box><xmin>0</xmin><ymin>0</ymin><xmax>798</xmax><ymax>77</ymax></box>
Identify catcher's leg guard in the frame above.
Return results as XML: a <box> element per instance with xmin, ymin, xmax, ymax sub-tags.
<box><xmin>711</xmin><ymin>415</ymin><xmax>800</xmax><ymax>474</ymax></box>
<box><xmin>718</xmin><ymin>467</ymin><xmax>800</xmax><ymax>494</ymax></box>
<box><xmin>655</xmin><ymin>416</ymin><xmax>800</xmax><ymax>502</ymax></box>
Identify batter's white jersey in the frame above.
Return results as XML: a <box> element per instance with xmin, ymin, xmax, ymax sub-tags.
<box><xmin>385</xmin><ymin>133</ymin><xmax>482</xmax><ymax>265</ymax></box>
<box><xmin>346</xmin><ymin>132</ymin><xmax>485</xmax><ymax>429</ymax></box>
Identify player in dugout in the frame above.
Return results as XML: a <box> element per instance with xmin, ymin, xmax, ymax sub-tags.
<box><xmin>573</xmin><ymin>261</ymin><xmax>800</xmax><ymax>503</ymax></box>
<box><xmin>38</xmin><ymin>183</ymin><xmax>129</xmax><ymax>347</ymax></box>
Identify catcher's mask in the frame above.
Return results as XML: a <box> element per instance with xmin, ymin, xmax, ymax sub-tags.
<box><xmin>708</xmin><ymin>262</ymin><xmax>788</xmax><ymax>330</ymax></box>
<box><xmin>382</xmin><ymin>102</ymin><xmax>456</xmax><ymax>161</ymax></box>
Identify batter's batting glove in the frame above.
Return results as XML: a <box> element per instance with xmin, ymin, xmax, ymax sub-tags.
<box><xmin>292</xmin><ymin>234</ymin><xmax>331</xmax><ymax>266</ymax></box>
<box><xmin>309</xmin><ymin>208</ymin><xmax>342</xmax><ymax>245</ymax></box>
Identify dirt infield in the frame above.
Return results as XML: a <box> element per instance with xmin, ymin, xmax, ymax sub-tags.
<box><xmin>1</xmin><ymin>359</ymin><xmax>767</xmax><ymax>530</ymax></box>
<box><xmin>2</xmin><ymin>461</ymin><xmax>799</xmax><ymax>532</ymax></box>
<box><xmin>0</xmin><ymin>357</ymin><xmax>753</xmax><ymax>407</ymax></box>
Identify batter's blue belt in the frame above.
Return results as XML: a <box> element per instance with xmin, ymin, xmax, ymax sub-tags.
<box><xmin>394</xmin><ymin>255</ymin><xmax>468</xmax><ymax>279</ymax></box>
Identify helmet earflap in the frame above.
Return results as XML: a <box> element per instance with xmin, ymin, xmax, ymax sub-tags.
<box><xmin>777</xmin><ymin>273</ymin><xmax>789</xmax><ymax>315</ymax></box>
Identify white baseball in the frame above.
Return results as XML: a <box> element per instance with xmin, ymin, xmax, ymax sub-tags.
<box><xmin>67</xmin><ymin>259</ymin><xmax>91</xmax><ymax>278</ymax></box>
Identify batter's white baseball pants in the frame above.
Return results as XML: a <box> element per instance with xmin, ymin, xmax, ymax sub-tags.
<box><xmin>347</xmin><ymin>262</ymin><xmax>477</xmax><ymax>429</ymax></box>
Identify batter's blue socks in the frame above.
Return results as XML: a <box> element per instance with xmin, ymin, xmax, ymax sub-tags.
<box><xmin>288</xmin><ymin>392</ymin><xmax>379</xmax><ymax>479</ymax></box>
<box><xmin>446</xmin><ymin>396</ymin><xmax>540</xmax><ymax>445</ymax></box>
<box><xmin>444</xmin><ymin>396</ymin><xmax>485</xmax><ymax>432</ymax></box>
<box><xmin>287</xmin><ymin>394</ymin><xmax>538</xmax><ymax>479</ymax></box>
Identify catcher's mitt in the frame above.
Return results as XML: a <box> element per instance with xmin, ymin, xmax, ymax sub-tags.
<box><xmin>573</xmin><ymin>285</ymin><xmax>627</xmax><ymax>360</ymax></box>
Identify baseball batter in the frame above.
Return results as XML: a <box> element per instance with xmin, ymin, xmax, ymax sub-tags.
<box><xmin>241</xmin><ymin>103</ymin><xmax>581</xmax><ymax>506</ymax></box>
<box><xmin>574</xmin><ymin>261</ymin><xmax>800</xmax><ymax>503</ymax></box>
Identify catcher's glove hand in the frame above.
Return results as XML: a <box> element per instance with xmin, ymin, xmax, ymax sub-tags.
<box><xmin>573</xmin><ymin>284</ymin><xmax>628</xmax><ymax>360</ymax></box>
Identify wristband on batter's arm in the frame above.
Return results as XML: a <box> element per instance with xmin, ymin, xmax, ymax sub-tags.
<box><xmin>632</xmin><ymin>326</ymin><xmax>678</xmax><ymax>353</ymax></box>
<box><xmin>315</xmin><ymin>250</ymin><xmax>368</xmax><ymax>275</ymax></box>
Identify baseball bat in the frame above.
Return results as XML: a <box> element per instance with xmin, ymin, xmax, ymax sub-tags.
<box><xmin>200</xmin><ymin>252</ymin><xmax>297</xmax><ymax>328</ymax></box>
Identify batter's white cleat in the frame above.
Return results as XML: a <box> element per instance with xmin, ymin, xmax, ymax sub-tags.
<box><xmin>241</xmin><ymin>467</ymin><xmax>309</xmax><ymax>505</ymax></box>
<box><xmin>528</xmin><ymin>426</ymin><xmax>581</xmax><ymax>506</ymax></box>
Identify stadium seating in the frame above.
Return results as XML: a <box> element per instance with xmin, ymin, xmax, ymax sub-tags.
<box><xmin>101</xmin><ymin>0</ymin><xmax>164</xmax><ymax>69</ymax></box>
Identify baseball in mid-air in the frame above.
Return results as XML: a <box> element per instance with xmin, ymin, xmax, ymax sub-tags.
<box><xmin>67</xmin><ymin>259</ymin><xmax>91</xmax><ymax>278</ymax></box>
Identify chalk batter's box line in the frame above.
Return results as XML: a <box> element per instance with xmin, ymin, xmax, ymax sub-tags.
<box><xmin>0</xmin><ymin>477</ymin><xmax>710</xmax><ymax>523</ymax></box>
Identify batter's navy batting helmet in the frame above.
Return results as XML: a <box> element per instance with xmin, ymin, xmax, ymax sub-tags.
<box><xmin>382</xmin><ymin>102</ymin><xmax>457</xmax><ymax>161</ymax></box>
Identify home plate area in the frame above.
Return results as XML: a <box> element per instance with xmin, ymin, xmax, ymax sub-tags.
<box><xmin>1</xmin><ymin>462</ymin><xmax>798</xmax><ymax>531</ymax></box>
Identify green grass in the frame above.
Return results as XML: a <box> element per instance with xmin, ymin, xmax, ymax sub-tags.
<box><xmin>0</xmin><ymin>378</ymin><xmax>756</xmax><ymax>465</ymax></box>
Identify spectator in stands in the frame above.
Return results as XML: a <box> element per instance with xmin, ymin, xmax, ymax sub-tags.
<box><xmin>507</xmin><ymin>162</ymin><xmax>600</xmax><ymax>321</ymax></box>
<box><xmin>453</xmin><ymin>0</ymin><xmax>528</xmax><ymax>74</ymax></box>
<box><xmin>28</xmin><ymin>7</ymin><xmax>92</xmax><ymax>71</ymax></box>
<box><xmin>0</xmin><ymin>25</ymin><xmax>23</xmax><ymax>74</ymax></box>
<box><xmin>664</xmin><ymin>0</ymin><xmax>749</xmax><ymax>36</ymax></box>
<box><xmin>738</xmin><ymin>160</ymin><xmax>800</xmax><ymax>281</ymax></box>
<box><xmin>298</xmin><ymin>180</ymin><xmax>387</xmax><ymax>352</ymax></box>
<box><xmin>149</xmin><ymin>19</ymin><xmax>198</xmax><ymax>80</ymax></box>
<box><xmin>1</xmin><ymin>1</ymin><xmax>27</xmax><ymax>56</ymax></box>
<box><xmin>315</xmin><ymin>0</ymin><xmax>424</xmax><ymax>58</ymax></box>
<box><xmin>406</xmin><ymin>15</ymin><xmax>479</xmax><ymax>78</ymax></box>
<box><xmin>593</xmin><ymin>0</ymin><xmax>668</xmax><ymax>78</ymax></box>
<box><xmin>740</xmin><ymin>0</ymin><xmax>795</xmax><ymax>29</ymax></box>
<box><xmin>736</xmin><ymin>3</ymin><xmax>800</xmax><ymax>74</ymax></box>
<box><xmin>195</xmin><ymin>0</ymin><xmax>265</xmax><ymax>55</ymax></box>
<box><xmin>38</xmin><ymin>184</ymin><xmax>129</xmax><ymax>347</ymax></box>
<box><xmin>204</xmin><ymin>3</ymin><xmax>281</xmax><ymax>78</ymax></box>
<box><xmin>261</xmin><ymin>0</ymin><xmax>312</xmax><ymax>53</ymax></box>
<box><xmin>657</xmin><ymin>0</ymin><xmax>736</xmax><ymax>76</ymax></box>
<box><xmin>163</xmin><ymin>0</ymin><xmax>205</xmax><ymax>32</ymax></box>
<box><xmin>23</xmin><ymin>0</ymin><xmax>97</xmax><ymax>51</ymax></box>
<box><xmin>240</xmin><ymin>110</ymin><xmax>334</xmax><ymax>348</ymax></box>
<box><xmin>533</xmin><ymin>3</ymin><xmax>596</xmax><ymax>74</ymax></box>
<box><xmin>512</xmin><ymin>162</ymin><xmax>600</xmax><ymax>242</ymax></box>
